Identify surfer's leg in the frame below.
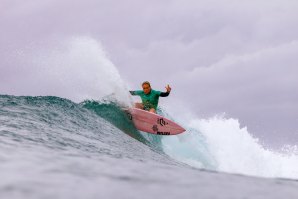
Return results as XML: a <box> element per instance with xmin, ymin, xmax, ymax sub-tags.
<box><xmin>134</xmin><ymin>103</ymin><xmax>144</xmax><ymax>109</ymax></box>
<box><xmin>149</xmin><ymin>108</ymin><xmax>156</xmax><ymax>113</ymax></box>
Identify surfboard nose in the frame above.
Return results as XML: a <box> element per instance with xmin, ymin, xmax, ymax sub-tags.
<box><xmin>173</xmin><ymin>126</ymin><xmax>186</xmax><ymax>134</ymax></box>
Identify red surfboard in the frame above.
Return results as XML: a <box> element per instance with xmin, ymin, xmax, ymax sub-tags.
<box><xmin>124</xmin><ymin>108</ymin><xmax>185</xmax><ymax>135</ymax></box>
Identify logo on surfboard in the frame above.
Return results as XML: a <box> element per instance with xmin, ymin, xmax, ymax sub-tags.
<box><xmin>152</xmin><ymin>125</ymin><xmax>158</xmax><ymax>132</ymax></box>
<box><xmin>157</xmin><ymin>131</ymin><xmax>170</xmax><ymax>135</ymax></box>
<box><xmin>157</xmin><ymin>118</ymin><xmax>168</xmax><ymax>126</ymax></box>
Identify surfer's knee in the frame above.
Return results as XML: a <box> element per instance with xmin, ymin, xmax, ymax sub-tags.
<box><xmin>134</xmin><ymin>103</ymin><xmax>144</xmax><ymax>109</ymax></box>
<box><xmin>149</xmin><ymin>108</ymin><xmax>156</xmax><ymax>113</ymax></box>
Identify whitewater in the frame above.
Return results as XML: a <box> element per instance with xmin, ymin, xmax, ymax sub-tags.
<box><xmin>1</xmin><ymin>37</ymin><xmax>298</xmax><ymax>198</ymax></box>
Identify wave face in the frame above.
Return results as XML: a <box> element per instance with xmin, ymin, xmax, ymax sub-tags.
<box><xmin>0</xmin><ymin>95</ymin><xmax>172</xmax><ymax>161</ymax></box>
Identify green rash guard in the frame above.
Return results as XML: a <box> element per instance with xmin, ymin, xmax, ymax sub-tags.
<box><xmin>129</xmin><ymin>89</ymin><xmax>169</xmax><ymax>110</ymax></box>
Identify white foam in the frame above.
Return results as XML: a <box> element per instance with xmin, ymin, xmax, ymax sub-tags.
<box><xmin>163</xmin><ymin>115</ymin><xmax>298</xmax><ymax>179</ymax></box>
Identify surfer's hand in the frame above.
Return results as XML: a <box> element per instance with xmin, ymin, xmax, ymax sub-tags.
<box><xmin>165</xmin><ymin>85</ymin><xmax>171</xmax><ymax>93</ymax></box>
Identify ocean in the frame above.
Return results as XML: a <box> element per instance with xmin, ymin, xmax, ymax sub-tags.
<box><xmin>1</xmin><ymin>94</ymin><xmax>298</xmax><ymax>199</ymax></box>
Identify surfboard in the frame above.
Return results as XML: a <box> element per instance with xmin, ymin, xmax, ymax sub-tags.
<box><xmin>124</xmin><ymin>108</ymin><xmax>186</xmax><ymax>135</ymax></box>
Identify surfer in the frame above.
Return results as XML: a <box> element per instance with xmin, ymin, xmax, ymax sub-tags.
<box><xmin>129</xmin><ymin>81</ymin><xmax>171</xmax><ymax>113</ymax></box>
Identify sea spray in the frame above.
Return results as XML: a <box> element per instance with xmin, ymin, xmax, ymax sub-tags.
<box><xmin>1</xmin><ymin>36</ymin><xmax>132</xmax><ymax>106</ymax></box>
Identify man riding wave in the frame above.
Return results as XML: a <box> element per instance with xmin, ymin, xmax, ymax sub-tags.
<box><xmin>129</xmin><ymin>81</ymin><xmax>171</xmax><ymax>113</ymax></box>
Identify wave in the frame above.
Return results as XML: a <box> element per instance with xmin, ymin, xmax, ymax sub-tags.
<box><xmin>1</xmin><ymin>94</ymin><xmax>298</xmax><ymax>180</ymax></box>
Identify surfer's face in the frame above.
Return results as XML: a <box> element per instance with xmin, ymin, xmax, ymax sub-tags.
<box><xmin>142</xmin><ymin>84</ymin><xmax>151</xmax><ymax>94</ymax></box>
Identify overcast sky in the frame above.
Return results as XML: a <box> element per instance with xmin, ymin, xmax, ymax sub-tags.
<box><xmin>1</xmin><ymin>0</ymin><xmax>298</xmax><ymax>147</ymax></box>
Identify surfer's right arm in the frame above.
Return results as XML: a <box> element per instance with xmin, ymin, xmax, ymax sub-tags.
<box><xmin>129</xmin><ymin>90</ymin><xmax>142</xmax><ymax>96</ymax></box>
<box><xmin>129</xmin><ymin>91</ymin><xmax>136</xmax><ymax>95</ymax></box>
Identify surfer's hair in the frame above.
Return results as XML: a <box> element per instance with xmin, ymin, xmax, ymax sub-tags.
<box><xmin>142</xmin><ymin>81</ymin><xmax>151</xmax><ymax>87</ymax></box>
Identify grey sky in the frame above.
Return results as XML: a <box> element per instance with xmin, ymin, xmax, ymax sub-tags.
<box><xmin>1</xmin><ymin>0</ymin><xmax>298</xmax><ymax>147</ymax></box>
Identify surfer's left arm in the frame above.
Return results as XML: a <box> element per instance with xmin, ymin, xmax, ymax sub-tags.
<box><xmin>160</xmin><ymin>85</ymin><xmax>171</xmax><ymax>97</ymax></box>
